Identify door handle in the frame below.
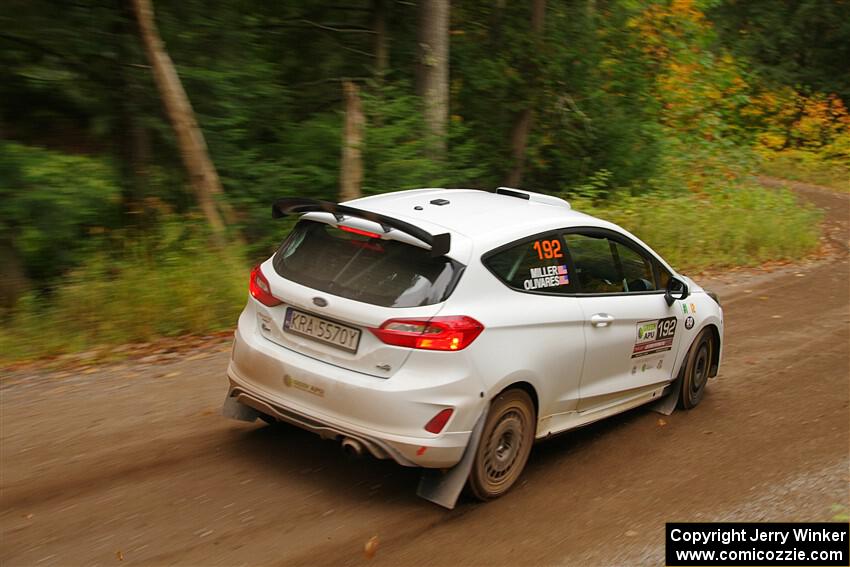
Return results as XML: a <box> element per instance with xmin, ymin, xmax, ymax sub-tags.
<box><xmin>590</xmin><ymin>313</ymin><xmax>615</xmax><ymax>327</ymax></box>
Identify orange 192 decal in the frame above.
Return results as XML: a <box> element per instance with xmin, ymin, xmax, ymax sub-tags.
<box><xmin>532</xmin><ymin>239</ymin><xmax>563</xmax><ymax>260</ymax></box>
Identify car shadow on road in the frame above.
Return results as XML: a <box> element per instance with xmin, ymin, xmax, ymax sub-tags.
<box><xmin>221</xmin><ymin>421</ymin><xmax>426</xmax><ymax>504</ymax></box>
<box><xmin>531</xmin><ymin>404</ymin><xmax>652</xmax><ymax>465</ymax></box>
<box><xmin>217</xmin><ymin>402</ymin><xmax>658</xmax><ymax>511</ymax></box>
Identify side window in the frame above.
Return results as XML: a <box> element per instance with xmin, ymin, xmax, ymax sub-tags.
<box><xmin>614</xmin><ymin>242</ymin><xmax>656</xmax><ymax>292</ymax></box>
<box><xmin>562</xmin><ymin>234</ymin><xmax>621</xmax><ymax>293</ymax></box>
<box><xmin>484</xmin><ymin>233</ymin><xmax>576</xmax><ymax>294</ymax></box>
<box><xmin>563</xmin><ymin>232</ymin><xmax>659</xmax><ymax>293</ymax></box>
<box><xmin>655</xmin><ymin>261</ymin><xmax>672</xmax><ymax>290</ymax></box>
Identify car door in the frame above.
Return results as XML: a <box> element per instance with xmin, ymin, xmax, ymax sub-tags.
<box><xmin>480</xmin><ymin>231</ymin><xmax>586</xmax><ymax>419</ymax></box>
<box><xmin>563</xmin><ymin>229</ymin><xmax>685</xmax><ymax>412</ymax></box>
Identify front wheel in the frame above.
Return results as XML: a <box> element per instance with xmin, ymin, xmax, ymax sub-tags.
<box><xmin>468</xmin><ymin>389</ymin><xmax>536</xmax><ymax>501</ymax></box>
<box><xmin>678</xmin><ymin>328</ymin><xmax>714</xmax><ymax>409</ymax></box>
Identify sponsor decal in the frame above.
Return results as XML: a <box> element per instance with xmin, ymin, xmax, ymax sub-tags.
<box><xmin>282</xmin><ymin>373</ymin><xmax>325</xmax><ymax>397</ymax></box>
<box><xmin>685</xmin><ymin>315</ymin><xmax>695</xmax><ymax>330</ymax></box>
<box><xmin>523</xmin><ymin>264</ymin><xmax>570</xmax><ymax>290</ymax></box>
<box><xmin>632</xmin><ymin>316</ymin><xmax>677</xmax><ymax>358</ymax></box>
<box><xmin>690</xmin><ymin>303</ymin><xmax>697</xmax><ymax>314</ymax></box>
<box><xmin>681</xmin><ymin>303</ymin><xmax>688</xmax><ymax>315</ymax></box>
<box><xmin>657</xmin><ymin>358</ymin><xmax>664</xmax><ymax>369</ymax></box>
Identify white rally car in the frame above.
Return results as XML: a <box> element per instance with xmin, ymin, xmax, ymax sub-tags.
<box><xmin>223</xmin><ymin>187</ymin><xmax>723</xmax><ymax>507</ymax></box>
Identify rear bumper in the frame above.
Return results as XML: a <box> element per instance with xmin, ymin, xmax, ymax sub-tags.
<box><xmin>225</xmin><ymin>315</ymin><xmax>486</xmax><ymax>468</ymax></box>
<box><xmin>225</xmin><ymin>383</ymin><xmax>421</xmax><ymax>465</ymax></box>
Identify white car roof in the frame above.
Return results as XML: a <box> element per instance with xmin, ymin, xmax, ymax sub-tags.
<box><xmin>345</xmin><ymin>188</ymin><xmax>614</xmax><ymax>251</ymax></box>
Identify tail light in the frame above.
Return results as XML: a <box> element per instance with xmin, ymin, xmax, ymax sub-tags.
<box><xmin>424</xmin><ymin>408</ymin><xmax>454</xmax><ymax>434</ymax></box>
<box><xmin>249</xmin><ymin>264</ymin><xmax>282</xmax><ymax>307</ymax></box>
<box><xmin>369</xmin><ymin>316</ymin><xmax>484</xmax><ymax>351</ymax></box>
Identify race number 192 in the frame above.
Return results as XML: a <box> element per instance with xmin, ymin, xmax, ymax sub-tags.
<box><xmin>533</xmin><ymin>239</ymin><xmax>563</xmax><ymax>260</ymax></box>
<box><xmin>657</xmin><ymin>317</ymin><xmax>677</xmax><ymax>339</ymax></box>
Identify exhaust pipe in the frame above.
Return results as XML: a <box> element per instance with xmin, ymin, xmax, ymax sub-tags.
<box><xmin>341</xmin><ymin>437</ymin><xmax>364</xmax><ymax>457</ymax></box>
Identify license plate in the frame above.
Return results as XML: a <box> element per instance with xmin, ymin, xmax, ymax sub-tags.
<box><xmin>283</xmin><ymin>308</ymin><xmax>362</xmax><ymax>353</ymax></box>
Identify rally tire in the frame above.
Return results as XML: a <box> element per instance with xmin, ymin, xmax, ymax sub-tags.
<box><xmin>678</xmin><ymin>328</ymin><xmax>714</xmax><ymax>409</ymax></box>
<box><xmin>468</xmin><ymin>389</ymin><xmax>536</xmax><ymax>501</ymax></box>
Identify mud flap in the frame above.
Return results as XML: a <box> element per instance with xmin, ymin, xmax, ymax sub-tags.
<box><xmin>222</xmin><ymin>395</ymin><xmax>261</xmax><ymax>422</ymax></box>
<box><xmin>650</xmin><ymin>377</ymin><xmax>681</xmax><ymax>416</ymax></box>
<box><xmin>416</xmin><ymin>407</ymin><xmax>488</xmax><ymax>510</ymax></box>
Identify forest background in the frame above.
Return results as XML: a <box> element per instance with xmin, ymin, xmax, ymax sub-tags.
<box><xmin>1</xmin><ymin>0</ymin><xmax>847</xmax><ymax>361</ymax></box>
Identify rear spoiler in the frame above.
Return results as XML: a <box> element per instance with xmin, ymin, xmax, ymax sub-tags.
<box><xmin>272</xmin><ymin>197</ymin><xmax>451</xmax><ymax>258</ymax></box>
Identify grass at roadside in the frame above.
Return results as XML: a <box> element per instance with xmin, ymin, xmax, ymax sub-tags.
<box><xmin>758</xmin><ymin>151</ymin><xmax>849</xmax><ymax>193</ymax></box>
<box><xmin>569</xmin><ymin>181</ymin><xmax>822</xmax><ymax>273</ymax></box>
<box><xmin>0</xmin><ymin>183</ymin><xmax>823</xmax><ymax>366</ymax></box>
<box><xmin>0</xmin><ymin>223</ymin><xmax>247</xmax><ymax>363</ymax></box>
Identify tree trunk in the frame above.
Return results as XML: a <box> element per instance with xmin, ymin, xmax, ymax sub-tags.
<box><xmin>416</xmin><ymin>0</ymin><xmax>449</xmax><ymax>159</ymax></box>
<box><xmin>490</xmin><ymin>0</ymin><xmax>507</xmax><ymax>45</ymax></box>
<box><xmin>114</xmin><ymin>10</ymin><xmax>150</xmax><ymax>216</ymax></box>
<box><xmin>372</xmin><ymin>0</ymin><xmax>388</xmax><ymax>78</ymax></box>
<box><xmin>340</xmin><ymin>81</ymin><xmax>365</xmax><ymax>202</ymax></box>
<box><xmin>0</xmin><ymin>240</ymin><xmax>28</xmax><ymax>313</ymax></box>
<box><xmin>505</xmin><ymin>0</ymin><xmax>546</xmax><ymax>187</ymax></box>
<box><xmin>505</xmin><ymin>110</ymin><xmax>534</xmax><ymax>187</ymax></box>
<box><xmin>130</xmin><ymin>0</ymin><xmax>232</xmax><ymax>238</ymax></box>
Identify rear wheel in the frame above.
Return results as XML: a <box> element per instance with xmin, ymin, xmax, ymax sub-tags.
<box><xmin>468</xmin><ymin>389</ymin><xmax>536</xmax><ymax>501</ymax></box>
<box><xmin>678</xmin><ymin>328</ymin><xmax>714</xmax><ymax>409</ymax></box>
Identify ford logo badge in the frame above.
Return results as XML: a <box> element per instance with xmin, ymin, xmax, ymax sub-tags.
<box><xmin>312</xmin><ymin>297</ymin><xmax>328</xmax><ymax>307</ymax></box>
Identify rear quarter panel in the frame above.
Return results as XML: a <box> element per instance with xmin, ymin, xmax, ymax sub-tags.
<box><xmin>444</xmin><ymin>255</ymin><xmax>587</xmax><ymax>427</ymax></box>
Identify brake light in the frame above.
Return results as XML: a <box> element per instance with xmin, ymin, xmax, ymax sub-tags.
<box><xmin>338</xmin><ymin>225</ymin><xmax>381</xmax><ymax>239</ymax></box>
<box><xmin>249</xmin><ymin>264</ymin><xmax>282</xmax><ymax>306</ymax></box>
<box><xmin>424</xmin><ymin>408</ymin><xmax>454</xmax><ymax>434</ymax></box>
<box><xmin>369</xmin><ymin>316</ymin><xmax>484</xmax><ymax>351</ymax></box>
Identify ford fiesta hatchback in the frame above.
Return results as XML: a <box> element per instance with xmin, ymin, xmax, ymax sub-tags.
<box><xmin>223</xmin><ymin>187</ymin><xmax>723</xmax><ymax>506</ymax></box>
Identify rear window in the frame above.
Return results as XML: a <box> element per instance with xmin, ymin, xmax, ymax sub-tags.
<box><xmin>272</xmin><ymin>220</ymin><xmax>462</xmax><ymax>308</ymax></box>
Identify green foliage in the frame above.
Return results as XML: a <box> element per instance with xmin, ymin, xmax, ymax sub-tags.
<box><xmin>450</xmin><ymin>0</ymin><xmax>664</xmax><ymax>191</ymax></box>
<box><xmin>0</xmin><ymin>142</ymin><xmax>122</xmax><ymax>281</ymax></box>
<box><xmin>710</xmin><ymin>0</ymin><xmax>850</xmax><ymax>101</ymax></box>
<box><xmin>361</xmin><ymin>81</ymin><xmax>485</xmax><ymax>192</ymax></box>
<box><xmin>0</xmin><ymin>218</ymin><xmax>246</xmax><ymax>362</ymax></box>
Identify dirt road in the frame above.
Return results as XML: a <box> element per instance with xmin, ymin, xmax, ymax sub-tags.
<box><xmin>2</xmin><ymin>183</ymin><xmax>848</xmax><ymax>566</ymax></box>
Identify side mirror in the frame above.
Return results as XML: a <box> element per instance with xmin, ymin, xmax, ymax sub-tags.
<box><xmin>665</xmin><ymin>276</ymin><xmax>690</xmax><ymax>307</ymax></box>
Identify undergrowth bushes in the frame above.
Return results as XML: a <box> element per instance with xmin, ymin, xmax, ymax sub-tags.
<box><xmin>574</xmin><ymin>182</ymin><xmax>822</xmax><ymax>273</ymax></box>
<box><xmin>759</xmin><ymin>150</ymin><xmax>850</xmax><ymax>192</ymax></box>
<box><xmin>0</xmin><ymin>219</ymin><xmax>246</xmax><ymax>361</ymax></box>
